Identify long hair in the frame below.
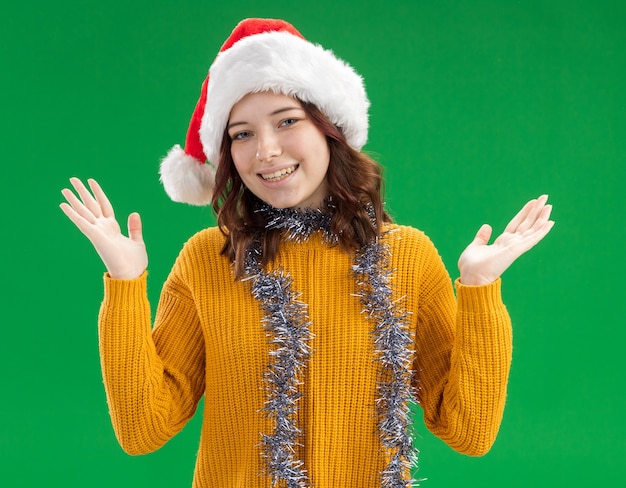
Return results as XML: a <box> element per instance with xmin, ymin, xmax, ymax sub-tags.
<box><xmin>211</xmin><ymin>98</ymin><xmax>392</xmax><ymax>278</ymax></box>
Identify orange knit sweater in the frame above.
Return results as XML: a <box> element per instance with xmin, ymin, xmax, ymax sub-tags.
<box><xmin>98</xmin><ymin>224</ymin><xmax>512</xmax><ymax>487</ymax></box>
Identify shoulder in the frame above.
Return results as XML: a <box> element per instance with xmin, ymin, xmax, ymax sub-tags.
<box><xmin>177</xmin><ymin>226</ymin><xmax>228</xmax><ymax>264</ymax></box>
<box><xmin>382</xmin><ymin>223</ymin><xmax>433</xmax><ymax>249</ymax></box>
<box><xmin>168</xmin><ymin>226</ymin><xmax>232</xmax><ymax>284</ymax></box>
<box><xmin>382</xmin><ymin>223</ymin><xmax>443</xmax><ymax>266</ymax></box>
<box><xmin>184</xmin><ymin>226</ymin><xmax>226</xmax><ymax>248</ymax></box>
<box><xmin>163</xmin><ymin>227</ymin><xmax>236</xmax><ymax>297</ymax></box>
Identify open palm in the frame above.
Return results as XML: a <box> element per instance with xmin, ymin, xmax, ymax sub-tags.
<box><xmin>60</xmin><ymin>178</ymin><xmax>148</xmax><ymax>280</ymax></box>
<box><xmin>458</xmin><ymin>195</ymin><xmax>554</xmax><ymax>286</ymax></box>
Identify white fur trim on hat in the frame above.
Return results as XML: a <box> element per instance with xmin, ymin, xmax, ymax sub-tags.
<box><xmin>159</xmin><ymin>145</ymin><xmax>216</xmax><ymax>205</ymax></box>
<box><xmin>200</xmin><ymin>31</ymin><xmax>370</xmax><ymax>165</ymax></box>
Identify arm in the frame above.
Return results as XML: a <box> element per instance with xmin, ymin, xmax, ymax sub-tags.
<box><xmin>61</xmin><ymin>178</ymin><xmax>205</xmax><ymax>454</ymax></box>
<box><xmin>98</xmin><ymin>268</ymin><xmax>205</xmax><ymax>455</ymax></box>
<box><xmin>415</xmin><ymin>196</ymin><xmax>554</xmax><ymax>455</ymax></box>
<box><xmin>414</xmin><ymin>244</ymin><xmax>511</xmax><ymax>456</ymax></box>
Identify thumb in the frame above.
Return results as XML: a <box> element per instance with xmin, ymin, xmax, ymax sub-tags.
<box><xmin>472</xmin><ymin>223</ymin><xmax>492</xmax><ymax>246</ymax></box>
<box><xmin>127</xmin><ymin>212</ymin><xmax>143</xmax><ymax>242</ymax></box>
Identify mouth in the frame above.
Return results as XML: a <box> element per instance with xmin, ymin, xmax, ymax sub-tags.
<box><xmin>259</xmin><ymin>164</ymin><xmax>299</xmax><ymax>182</ymax></box>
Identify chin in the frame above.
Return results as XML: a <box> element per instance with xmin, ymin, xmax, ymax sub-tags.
<box><xmin>266</xmin><ymin>199</ymin><xmax>301</xmax><ymax>210</ymax></box>
<box><xmin>255</xmin><ymin>193</ymin><xmax>303</xmax><ymax>210</ymax></box>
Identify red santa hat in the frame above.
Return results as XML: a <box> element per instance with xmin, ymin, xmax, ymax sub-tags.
<box><xmin>159</xmin><ymin>18</ymin><xmax>370</xmax><ymax>205</ymax></box>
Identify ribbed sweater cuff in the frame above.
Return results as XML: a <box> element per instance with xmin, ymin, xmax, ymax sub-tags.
<box><xmin>102</xmin><ymin>271</ymin><xmax>148</xmax><ymax>307</ymax></box>
<box><xmin>455</xmin><ymin>277</ymin><xmax>505</xmax><ymax>314</ymax></box>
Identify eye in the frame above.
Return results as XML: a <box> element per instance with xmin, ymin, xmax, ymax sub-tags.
<box><xmin>231</xmin><ymin>130</ymin><xmax>252</xmax><ymax>141</ymax></box>
<box><xmin>279</xmin><ymin>118</ymin><xmax>298</xmax><ymax>128</ymax></box>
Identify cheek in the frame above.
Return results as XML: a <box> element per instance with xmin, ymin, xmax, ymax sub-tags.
<box><xmin>314</xmin><ymin>138</ymin><xmax>331</xmax><ymax>173</ymax></box>
<box><xmin>230</xmin><ymin>146</ymin><xmax>250</xmax><ymax>174</ymax></box>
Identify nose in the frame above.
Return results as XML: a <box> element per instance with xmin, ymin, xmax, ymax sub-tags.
<box><xmin>255</xmin><ymin>130</ymin><xmax>282</xmax><ymax>162</ymax></box>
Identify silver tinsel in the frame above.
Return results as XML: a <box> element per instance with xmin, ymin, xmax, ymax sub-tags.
<box><xmin>244</xmin><ymin>204</ymin><xmax>419</xmax><ymax>487</ymax></box>
<box><xmin>245</xmin><ymin>241</ymin><xmax>313</xmax><ymax>488</ymax></box>
<box><xmin>256</xmin><ymin>200</ymin><xmax>337</xmax><ymax>244</ymax></box>
<box><xmin>353</xmin><ymin>238</ymin><xmax>420</xmax><ymax>487</ymax></box>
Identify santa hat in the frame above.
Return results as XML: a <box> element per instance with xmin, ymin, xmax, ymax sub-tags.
<box><xmin>159</xmin><ymin>18</ymin><xmax>370</xmax><ymax>205</ymax></box>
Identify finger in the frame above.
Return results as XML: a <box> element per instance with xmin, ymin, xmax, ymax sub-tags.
<box><xmin>518</xmin><ymin>194</ymin><xmax>549</xmax><ymax>233</ymax></box>
<box><xmin>471</xmin><ymin>224</ymin><xmax>493</xmax><ymax>246</ymax></box>
<box><xmin>516</xmin><ymin>219</ymin><xmax>555</xmax><ymax>254</ymax></box>
<box><xmin>59</xmin><ymin>202</ymin><xmax>98</xmax><ymax>238</ymax></box>
<box><xmin>503</xmin><ymin>198</ymin><xmax>535</xmax><ymax>234</ymax></box>
<box><xmin>88</xmin><ymin>179</ymin><xmax>115</xmax><ymax>218</ymax></box>
<box><xmin>541</xmin><ymin>202</ymin><xmax>553</xmax><ymax>222</ymax></box>
<box><xmin>127</xmin><ymin>212</ymin><xmax>143</xmax><ymax>243</ymax></box>
<box><xmin>504</xmin><ymin>195</ymin><xmax>548</xmax><ymax>234</ymax></box>
<box><xmin>61</xmin><ymin>187</ymin><xmax>98</xmax><ymax>224</ymax></box>
<box><xmin>69</xmin><ymin>177</ymin><xmax>103</xmax><ymax>217</ymax></box>
<box><xmin>521</xmin><ymin>203</ymin><xmax>553</xmax><ymax>237</ymax></box>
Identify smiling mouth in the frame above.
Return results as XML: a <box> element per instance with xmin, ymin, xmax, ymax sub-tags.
<box><xmin>259</xmin><ymin>165</ymin><xmax>299</xmax><ymax>182</ymax></box>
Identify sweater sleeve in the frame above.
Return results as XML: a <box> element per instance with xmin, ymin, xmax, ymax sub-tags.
<box><xmin>98</xmin><ymin>263</ymin><xmax>205</xmax><ymax>455</ymax></box>
<box><xmin>413</xmin><ymin>236</ymin><xmax>512</xmax><ymax>456</ymax></box>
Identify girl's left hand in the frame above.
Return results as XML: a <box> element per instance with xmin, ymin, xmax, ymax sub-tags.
<box><xmin>458</xmin><ymin>195</ymin><xmax>555</xmax><ymax>286</ymax></box>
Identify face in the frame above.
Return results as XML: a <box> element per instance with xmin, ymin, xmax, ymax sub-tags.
<box><xmin>227</xmin><ymin>91</ymin><xmax>331</xmax><ymax>209</ymax></box>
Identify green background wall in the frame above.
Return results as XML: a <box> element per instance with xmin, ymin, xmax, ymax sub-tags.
<box><xmin>1</xmin><ymin>0</ymin><xmax>624</xmax><ymax>486</ymax></box>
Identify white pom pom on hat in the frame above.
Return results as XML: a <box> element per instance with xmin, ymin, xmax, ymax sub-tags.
<box><xmin>159</xmin><ymin>18</ymin><xmax>370</xmax><ymax>206</ymax></box>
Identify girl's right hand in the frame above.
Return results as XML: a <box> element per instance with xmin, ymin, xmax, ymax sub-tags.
<box><xmin>60</xmin><ymin>178</ymin><xmax>148</xmax><ymax>280</ymax></box>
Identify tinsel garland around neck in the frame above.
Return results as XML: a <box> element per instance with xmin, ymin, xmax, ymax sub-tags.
<box><xmin>256</xmin><ymin>199</ymin><xmax>337</xmax><ymax>243</ymax></box>
<box><xmin>243</xmin><ymin>202</ymin><xmax>419</xmax><ymax>487</ymax></box>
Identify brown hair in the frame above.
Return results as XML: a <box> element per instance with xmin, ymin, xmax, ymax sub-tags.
<box><xmin>211</xmin><ymin>99</ymin><xmax>392</xmax><ymax>278</ymax></box>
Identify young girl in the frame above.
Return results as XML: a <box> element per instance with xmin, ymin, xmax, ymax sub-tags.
<box><xmin>60</xmin><ymin>18</ymin><xmax>554</xmax><ymax>488</ymax></box>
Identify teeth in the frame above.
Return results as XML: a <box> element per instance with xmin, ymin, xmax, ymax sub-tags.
<box><xmin>260</xmin><ymin>165</ymin><xmax>297</xmax><ymax>181</ymax></box>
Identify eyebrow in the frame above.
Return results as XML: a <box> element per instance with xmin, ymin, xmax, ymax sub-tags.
<box><xmin>227</xmin><ymin>106</ymin><xmax>305</xmax><ymax>130</ymax></box>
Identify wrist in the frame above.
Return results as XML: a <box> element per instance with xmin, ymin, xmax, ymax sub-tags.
<box><xmin>107</xmin><ymin>268</ymin><xmax>146</xmax><ymax>280</ymax></box>
<box><xmin>458</xmin><ymin>273</ymin><xmax>497</xmax><ymax>286</ymax></box>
